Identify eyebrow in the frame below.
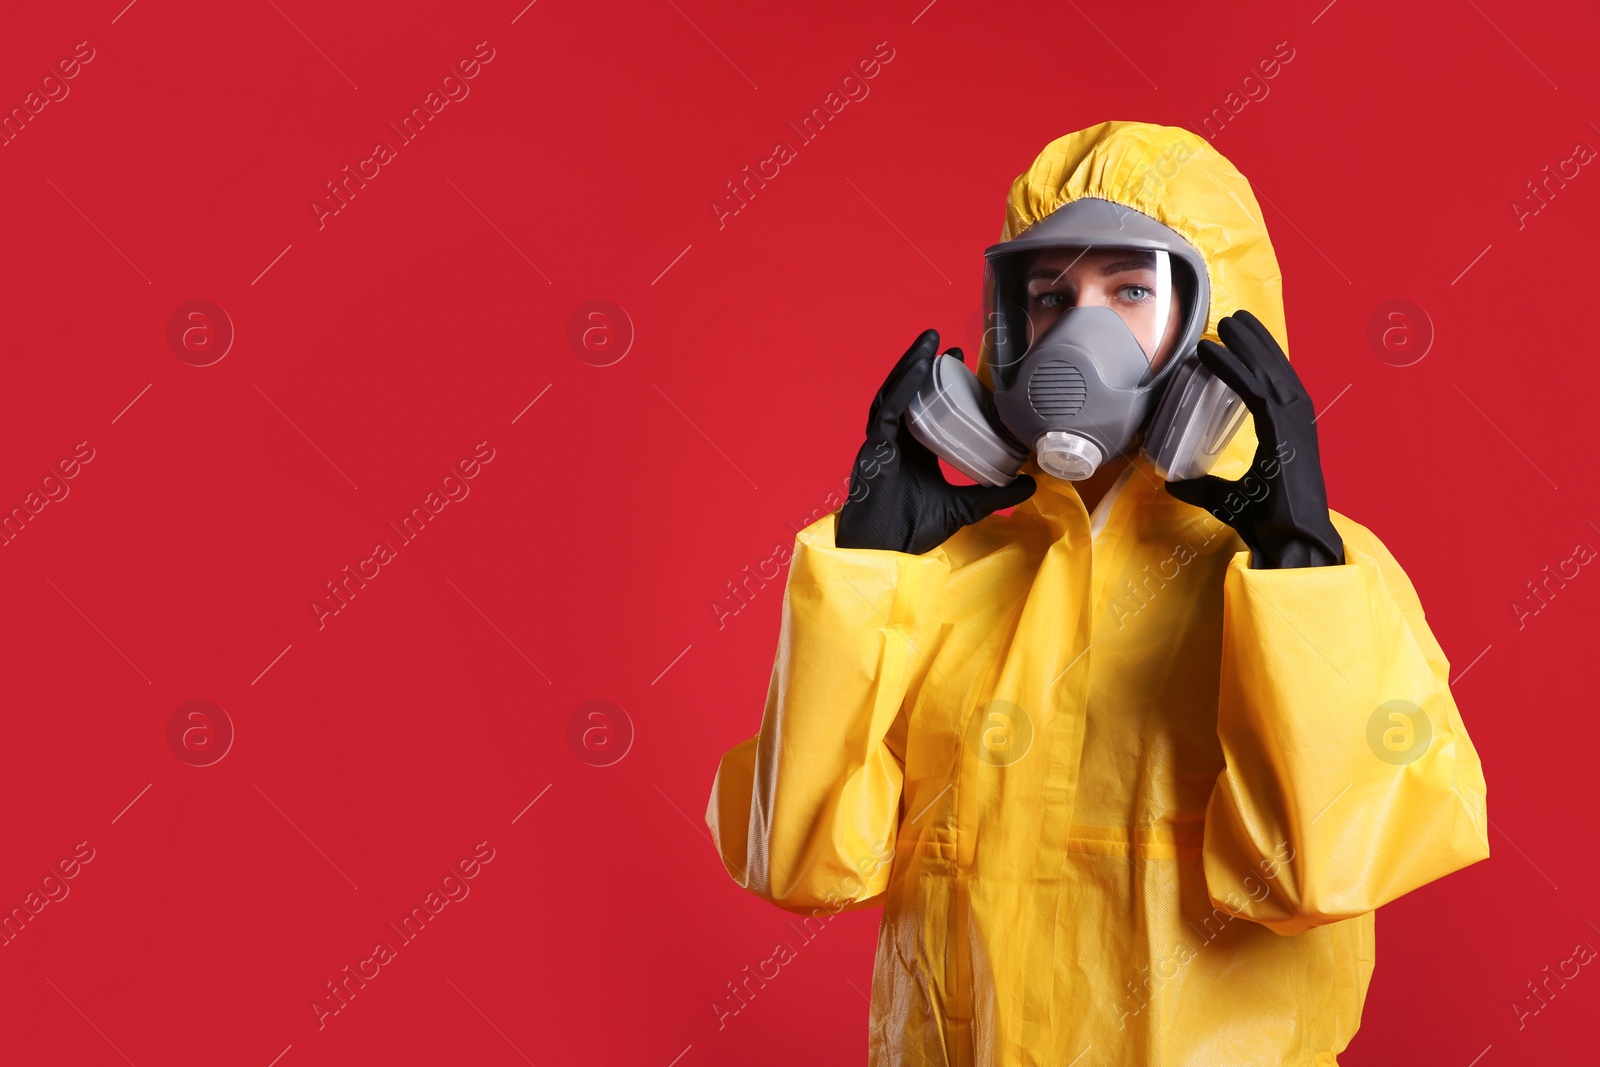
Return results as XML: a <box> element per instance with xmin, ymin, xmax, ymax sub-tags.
<box><xmin>1027</xmin><ymin>254</ymin><xmax>1156</xmax><ymax>283</ymax></box>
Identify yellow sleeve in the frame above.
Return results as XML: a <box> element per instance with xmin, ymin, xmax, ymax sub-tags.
<box><xmin>705</xmin><ymin>511</ymin><xmax>950</xmax><ymax>915</ymax></box>
<box><xmin>1201</xmin><ymin>514</ymin><xmax>1491</xmax><ymax>936</ymax></box>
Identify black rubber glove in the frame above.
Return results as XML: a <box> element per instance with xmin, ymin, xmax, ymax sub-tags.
<box><xmin>1162</xmin><ymin>310</ymin><xmax>1345</xmax><ymax>570</ymax></box>
<box><xmin>836</xmin><ymin>329</ymin><xmax>1037</xmax><ymax>555</ymax></box>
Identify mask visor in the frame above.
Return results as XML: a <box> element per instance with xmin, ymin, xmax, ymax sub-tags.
<box><xmin>996</xmin><ymin>246</ymin><xmax>1180</xmax><ymax>388</ymax></box>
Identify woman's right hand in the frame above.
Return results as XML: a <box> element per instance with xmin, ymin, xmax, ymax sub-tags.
<box><xmin>836</xmin><ymin>330</ymin><xmax>1037</xmax><ymax>555</ymax></box>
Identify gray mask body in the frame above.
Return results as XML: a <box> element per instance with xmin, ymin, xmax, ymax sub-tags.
<box><xmin>992</xmin><ymin>305</ymin><xmax>1165</xmax><ymax>481</ymax></box>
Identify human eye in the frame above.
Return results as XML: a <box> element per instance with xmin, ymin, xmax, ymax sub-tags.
<box><xmin>1119</xmin><ymin>284</ymin><xmax>1153</xmax><ymax>302</ymax></box>
<box><xmin>1032</xmin><ymin>290</ymin><xmax>1068</xmax><ymax>309</ymax></box>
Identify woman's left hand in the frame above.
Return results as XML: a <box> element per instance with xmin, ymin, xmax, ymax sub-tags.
<box><xmin>1162</xmin><ymin>310</ymin><xmax>1345</xmax><ymax>569</ymax></box>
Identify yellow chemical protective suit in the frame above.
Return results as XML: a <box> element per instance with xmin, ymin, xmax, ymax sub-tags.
<box><xmin>705</xmin><ymin>121</ymin><xmax>1490</xmax><ymax>1066</ymax></box>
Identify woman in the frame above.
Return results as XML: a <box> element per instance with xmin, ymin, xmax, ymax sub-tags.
<box><xmin>705</xmin><ymin>121</ymin><xmax>1489</xmax><ymax>1066</ymax></box>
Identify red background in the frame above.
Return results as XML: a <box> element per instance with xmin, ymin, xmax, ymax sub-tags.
<box><xmin>1</xmin><ymin>0</ymin><xmax>1595</xmax><ymax>1064</ymax></box>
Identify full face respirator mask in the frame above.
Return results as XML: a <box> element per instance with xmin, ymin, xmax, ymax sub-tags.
<box><xmin>907</xmin><ymin>198</ymin><xmax>1248</xmax><ymax>484</ymax></box>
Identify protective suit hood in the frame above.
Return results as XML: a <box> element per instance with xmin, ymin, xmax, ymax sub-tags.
<box><xmin>976</xmin><ymin>121</ymin><xmax>1282</xmax><ymax>492</ymax></box>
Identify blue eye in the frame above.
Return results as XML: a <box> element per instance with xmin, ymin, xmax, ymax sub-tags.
<box><xmin>1121</xmin><ymin>285</ymin><xmax>1152</xmax><ymax>301</ymax></box>
<box><xmin>1035</xmin><ymin>291</ymin><xmax>1067</xmax><ymax>309</ymax></box>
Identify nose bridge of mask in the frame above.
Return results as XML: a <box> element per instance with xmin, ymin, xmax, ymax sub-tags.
<box><xmin>1029</xmin><ymin>304</ymin><xmax>1152</xmax><ymax>390</ymax></box>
